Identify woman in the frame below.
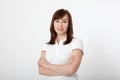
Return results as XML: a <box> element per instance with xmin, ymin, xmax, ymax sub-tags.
<box><xmin>38</xmin><ymin>9</ymin><xmax>83</xmax><ymax>80</ymax></box>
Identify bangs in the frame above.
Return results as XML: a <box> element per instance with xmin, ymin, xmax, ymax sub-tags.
<box><xmin>54</xmin><ymin>11</ymin><xmax>66</xmax><ymax>20</ymax></box>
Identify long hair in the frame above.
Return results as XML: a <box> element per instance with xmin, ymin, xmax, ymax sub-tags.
<box><xmin>47</xmin><ymin>9</ymin><xmax>73</xmax><ymax>45</ymax></box>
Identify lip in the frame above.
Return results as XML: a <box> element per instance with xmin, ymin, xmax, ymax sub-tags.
<box><xmin>58</xmin><ymin>29</ymin><xmax>63</xmax><ymax>31</ymax></box>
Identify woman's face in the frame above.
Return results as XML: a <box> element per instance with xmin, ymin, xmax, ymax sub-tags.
<box><xmin>54</xmin><ymin>14</ymin><xmax>69</xmax><ymax>35</ymax></box>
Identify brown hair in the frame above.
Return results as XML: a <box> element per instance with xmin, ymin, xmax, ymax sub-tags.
<box><xmin>47</xmin><ymin>9</ymin><xmax>73</xmax><ymax>45</ymax></box>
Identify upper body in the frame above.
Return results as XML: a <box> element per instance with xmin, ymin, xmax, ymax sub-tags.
<box><xmin>37</xmin><ymin>9</ymin><xmax>84</xmax><ymax>80</ymax></box>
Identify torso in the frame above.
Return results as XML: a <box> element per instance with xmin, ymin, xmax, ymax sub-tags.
<box><xmin>40</xmin><ymin>38</ymin><xmax>83</xmax><ymax>80</ymax></box>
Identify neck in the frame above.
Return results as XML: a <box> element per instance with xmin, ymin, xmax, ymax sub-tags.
<box><xmin>56</xmin><ymin>34</ymin><xmax>67</xmax><ymax>43</ymax></box>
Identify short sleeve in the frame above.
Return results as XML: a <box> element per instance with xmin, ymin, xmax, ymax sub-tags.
<box><xmin>41</xmin><ymin>43</ymin><xmax>47</xmax><ymax>52</ymax></box>
<box><xmin>70</xmin><ymin>38</ymin><xmax>84</xmax><ymax>54</ymax></box>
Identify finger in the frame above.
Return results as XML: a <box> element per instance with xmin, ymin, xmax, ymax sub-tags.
<box><xmin>70</xmin><ymin>57</ymin><xmax>76</xmax><ymax>63</ymax></box>
<box><xmin>40</xmin><ymin>51</ymin><xmax>46</xmax><ymax>59</ymax></box>
<box><xmin>68</xmin><ymin>58</ymin><xmax>74</xmax><ymax>64</ymax></box>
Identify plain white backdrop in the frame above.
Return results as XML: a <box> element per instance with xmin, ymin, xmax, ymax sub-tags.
<box><xmin>0</xmin><ymin>0</ymin><xmax>120</xmax><ymax>80</ymax></box>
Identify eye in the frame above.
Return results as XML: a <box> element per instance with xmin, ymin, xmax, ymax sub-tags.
<box><xmin>55</xmin><ymin>20</ymin><xmax>59</xmax><ymax>23</ymax></box>
<box><xmin>63</xmin><ymin>20</ymin><xmax>67</xmax><ymax>23</ymax></box>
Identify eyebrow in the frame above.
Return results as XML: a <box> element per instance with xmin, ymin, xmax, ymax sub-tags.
<box><xmin>55</xmin><ymin>18</ymin><xmax>68</xmax><ymax>20</ymax></box>
<box><xmin>62</xmin><ymin>19</ymin><xmax>68</xmax><ymax>20</ymax></box>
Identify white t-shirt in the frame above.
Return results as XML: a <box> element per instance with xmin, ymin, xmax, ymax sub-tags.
<box><xmin>39</xmin><ymin>38</ymin><xmax>83</xmax><ymax>80</ymax></box>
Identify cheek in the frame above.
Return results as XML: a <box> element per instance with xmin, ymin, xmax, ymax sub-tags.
<box><xmin>54</xmin><ymin>26</ymin><xmax>57</xmax><ymax>32</ymax></box>
<box><xmin>64</xmin><ymin>24</ymin><xmax>69</xmax><ymax>31</ymax></box>
<box><xmin>54</xmin><ymin>23</ymin><xmax>57</xmax><ymax>30</ymax></box>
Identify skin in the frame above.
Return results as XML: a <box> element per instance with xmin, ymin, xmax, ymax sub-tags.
<box><xmin>37</xmin><ymin>14</ymin><xmax>83</xmax><ymax>76</ymax></box>
<box><xmin>54</xmin><ymin>14</ymin><xmax>69</xmax><ymax>42</ymax></box>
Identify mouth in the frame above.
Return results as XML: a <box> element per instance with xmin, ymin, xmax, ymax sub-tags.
<box><xmin>58</xmin><ymin>29</ymin><xmax>63</xmax><ymax>31</ymax></box>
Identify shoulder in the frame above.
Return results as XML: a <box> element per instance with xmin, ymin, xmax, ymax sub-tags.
<box><xmin>71</xmin><ymin>37</ymin><xmax>83</xmax><ymax>44</ymax></box>
<box><xmin>41</xmin><ymin>42</ymin><xmax>55</xmax><ymax>51</ymax></box>
<box><xmin>41</xmin><ymin>43</ymin><xmax>49</xmax><ymax>52</ymax></box>
<box><xmin>71</xmin><ymin>38</ymin><xmax>83</xmax><ymax>54</ymax></box>
<box><xmin>70</xmin><ymin>37</ymin><xmax>83</xmax><ymax>52</ymax></box>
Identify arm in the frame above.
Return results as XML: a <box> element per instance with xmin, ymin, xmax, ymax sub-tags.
<box><xmin>38</xmin><ymin>64</ymin><xmax>60</xmax><ymax>76</ymax></box>
<box><xmin>37</xmin><ymin>51</ymin><xmax>60</xmax><ymax>76</ymax></box>
<box><xmin>40</xmin><ymin>49</ymin><xmax>83</xmax><ymax>76</ymax></box>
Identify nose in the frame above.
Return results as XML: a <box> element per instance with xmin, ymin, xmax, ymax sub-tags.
<box><xmin>59</xmin><ymin>22</ymin><xmax>63</xmax><ymax>27</ymax></box>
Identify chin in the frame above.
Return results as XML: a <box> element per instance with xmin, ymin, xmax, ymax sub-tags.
<box><xmin>57</xmin><ymin>32</ymin><xmax>66</xmax><ymax>35</ymax></box>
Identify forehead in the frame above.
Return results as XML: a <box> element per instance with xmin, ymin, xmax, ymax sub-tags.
<box><xmin>62</xmin><ymin>14</ymin><xmax>68</xmax><ymax>19</ymax></box>
<box><xmin>56</xmin><ymin>14</ymin><xmax>68</xmax><ymax>20</ymax></box>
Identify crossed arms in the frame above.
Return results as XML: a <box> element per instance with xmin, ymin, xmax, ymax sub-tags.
<box><xmin>37</xmin><ymin>49</ymin><xmax>83</xmax><ymax>76</ymax></box>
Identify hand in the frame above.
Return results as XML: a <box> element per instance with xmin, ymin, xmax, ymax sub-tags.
<box><xmin>38</xmin><ymin>58</ymin><xmax>50</xmax><ymax>68</ymax></box>
<box><xmin>67</xmin><ymin>55</ymin><xmax>76</xmax><ymax>64</ymax></box>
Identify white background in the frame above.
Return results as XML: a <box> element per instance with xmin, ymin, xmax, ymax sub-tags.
<box><xmin>0</xmin><ymin>0</ymin><xmax>120</xmax><ymax>80</ymax></box>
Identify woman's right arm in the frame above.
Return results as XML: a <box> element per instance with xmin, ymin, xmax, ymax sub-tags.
<box><xmin>37</xmin><ymin>51</ymin><xmax>60</xmax><ymax>76</ymax></box>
